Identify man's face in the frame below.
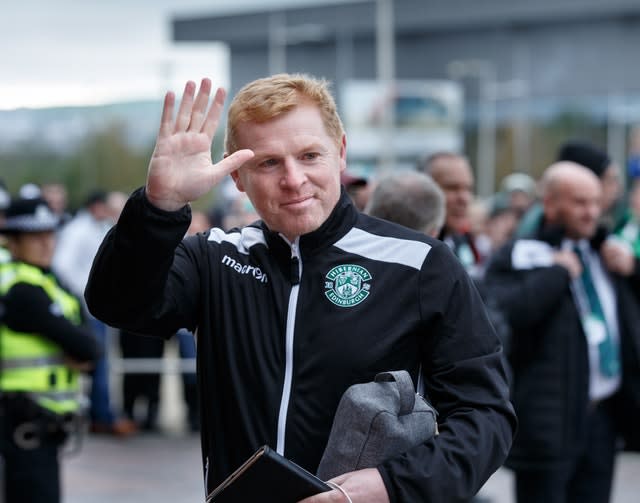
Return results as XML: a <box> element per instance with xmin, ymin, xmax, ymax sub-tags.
<box><xmin>546</xmin><ymin>176</ymin><xmax>602</xmax><ymax>240</ymax></box>
<box><xmin>230</xmin><ymin>104</ymin><xmax>346</xmax><ymax>242</ymax></box>
<box><xmin>430</xmin><ymin>157</ymin><xmax>474</xmax><ymax>233</ymax></box>
<box><xmin>9</xmin><ymin>231</ymin><xmax>56</xmax><ymax>268</ymax></box>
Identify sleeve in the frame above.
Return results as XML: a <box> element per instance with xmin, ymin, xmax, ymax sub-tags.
<box><xmin>377</xmin><ymin>243</ymin><xmax>517</xmax><ymax>503</ymax></box>
<box><xmin>483</xmin><ymin>242</ymin><xmax>572</xmax><ymax>334</ymax></box>
<box><xmin>3</xmin><ymin>283</ymin><xmax>101</xmax><ymax>363</ymax></box>
<box><xmin>84</xmin><ymin>187</ymin><xmax>199</xmax><ymax>338</ymax></box>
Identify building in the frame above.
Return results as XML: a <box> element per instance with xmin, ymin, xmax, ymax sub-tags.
<box><xmin>173</xmin><ymin>0</ymin><xmax>640</xmax><ymax>192</ymax></box>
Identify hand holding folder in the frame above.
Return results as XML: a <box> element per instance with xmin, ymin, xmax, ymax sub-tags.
<box><xmin>206</xmin><ymin>445</ymin><xmax>331</xmax><ymax>503</ymax></box>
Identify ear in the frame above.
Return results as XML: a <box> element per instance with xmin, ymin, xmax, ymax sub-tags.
<box><xmin>339</xmin><ymin>134</ymin><xmax>347</xmax><ymax>174</ymax></box>
<box><xmin>543</xmin><ymin>193</ymin><xmax>558</xmax><ymax>223</ymax></box>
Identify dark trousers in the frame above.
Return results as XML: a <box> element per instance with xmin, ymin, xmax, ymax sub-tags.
<box><xmin>119</xmin><ymin>330</ymin><xmax>165</xmax><ymax>430</ymax></box>
<box><xmin>176</xmin><ymin>328</ymin><xmax>199</xmax><ymax>432</ymax></box>
<box><xmin>1</xmin><ymin>407</ymin><xmax>63</xmax><ymax>503</ymax></box>
<box><xmin>515</xmin><ymin>401</ymin><xmax>617</xmax><ymax>503</ymax></box>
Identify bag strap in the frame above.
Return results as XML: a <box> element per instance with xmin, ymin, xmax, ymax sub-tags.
<box><xmin>374</xmin><ymin>371</ymin><xmax>416</xmax><ymax>416</ymax></box>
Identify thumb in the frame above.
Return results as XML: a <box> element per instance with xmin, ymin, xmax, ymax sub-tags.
<box><xmin>217</xmin><ymin>149</ymin><xmax>254</xmax><ymax>177</ymax></box>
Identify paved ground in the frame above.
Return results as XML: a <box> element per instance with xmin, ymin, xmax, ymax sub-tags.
<box><xmin>63</xmin><ymin>431</ymin><xmax>640</xmax><ymax>503</ymax></box>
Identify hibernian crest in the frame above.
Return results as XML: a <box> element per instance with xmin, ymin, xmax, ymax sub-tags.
<box><xmin>324</xmin><ymin>264</ymin><xmax>372</xmax><ymax>307</ymax></box>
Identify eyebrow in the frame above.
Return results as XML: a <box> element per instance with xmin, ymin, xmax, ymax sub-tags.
<box><xmin>252</xmin><ymin>142</ymin><xmax>327</xmax><ymax>160</ymax></box>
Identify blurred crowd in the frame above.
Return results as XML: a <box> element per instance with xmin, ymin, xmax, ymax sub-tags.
<box><xmin>1</xmin><ymin>136</ymin><xmax>640</xmax><ymax>502</ymax></box>
<box><xmin>0</xmin><ymin>180</ymin><xmax>261</xmax><ymax>441</ymax></box>
<box><xmin>353</xmin><ymin>138</ymin><xmax>640</xmax><ymax>503</ymax></box>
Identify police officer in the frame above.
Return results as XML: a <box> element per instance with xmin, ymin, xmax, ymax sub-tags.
<box><xmin>0</xmin><ymin>195</ymin><xmax>100</xmax><ymax>503</ymax></box>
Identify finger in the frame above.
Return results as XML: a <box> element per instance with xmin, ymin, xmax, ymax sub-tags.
<box><xmin>158</xmin><ymin>91</ymin><xmax>175</xmax><ymax>139</ymax></box>
<box><xmin>174</xmin><ymin>80</ymin><xmax>197</xmax><ymax>132</ymax></box>
<box><xmin>214</xmin><ymin>149</ymin><xmax>254</xmax><ymax>177</ymax></box>
<box><xmin>202</xmin><ymin>87</ymin><xmax>227</xmax><ymax>139</ymax></box>
<box><xmin>188</xmin><ymin>78</ymin><xmax>212</xmax><ymax>132</ymax></box>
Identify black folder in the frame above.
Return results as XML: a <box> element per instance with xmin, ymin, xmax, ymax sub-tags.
<box><xmin>205</xmin><ymin>445</ymin><xmax>331</xmax><ymax>502</ymax></box>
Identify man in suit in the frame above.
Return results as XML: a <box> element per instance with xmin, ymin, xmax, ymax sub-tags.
<box><xmin>418</xmin><ymin>152</ymin><xmax>482</xmax><ymax>276</ymax></box>
<box><xmin>485</xmin><ymin>161</ymin><xmax>640</xmax><ymax>503</ymax></box>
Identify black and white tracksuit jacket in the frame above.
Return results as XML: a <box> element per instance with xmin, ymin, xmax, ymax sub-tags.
<box><xmin>85</xmin><ymin>188</ymin><xmax>516</xmax><ymax>503</ymax></box>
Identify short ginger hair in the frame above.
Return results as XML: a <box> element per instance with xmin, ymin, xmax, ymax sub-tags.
<box><xmin>224</xmin><ymin>73</ymin><xmax>345</xmax><ymax>154</ymax></box>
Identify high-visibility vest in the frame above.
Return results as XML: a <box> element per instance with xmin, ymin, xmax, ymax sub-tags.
<box><xmin>0</xmin><ymin>261</ymin><xmax>82</xmax><ymax>416</ymax></box>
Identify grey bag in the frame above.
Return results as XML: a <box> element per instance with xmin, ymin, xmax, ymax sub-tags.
<box><xmin>316</xmin><ymin>370</ymin><xmax>438</xmax><ymax>481</ymax></box>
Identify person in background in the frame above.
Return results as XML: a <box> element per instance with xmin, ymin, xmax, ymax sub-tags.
<box><xmin>41</xmin><ymin>183</ymin><xmax>72</xmax><ymax>226</ymax></box>
<box><xmin>85</xmin><ymin>74</ymin><xmax>515</xmax><ymax>502</ymax></box>
<box><xmin>221</xmin><ymin>190</ymin><xmax>259</xmax><ymax>230</ymax></box>
<box><xmin>499</xmin><ymin>173</ymin><xmax>537</xmax><ymax>221</ymax></box>
<box><xmin>106</xmin><ymin>191</ymin><xmax>129</xmax><ymax>222</ymax></box>
<box><xmin>557</xmin><ymin>141</ymin><xmax>623</xmax><ymax>228</ymax></box>
<box><xmin>366</xmin><ymin>170</ymin><xmax>511</xmax><ymax>503</ymax></box>
<box><xmin>118</xmin><ymin>329</ymin><xmax>165</xmax><ymax>431</ymax></box>
<box><xmin>612</xmin><ymin>178</ymin><xmax>640</xmax><ymax>257</ymax></box>
<box><xmin>0</xmin><ymin>195</ymin><xmax>100</xmax><ymax>503</ymax></box>
<box><xmin>365</xmin><ymin>170</ymin><xmax>444</xmax><ymax>237</ymax></box>
<box><xmin>0</xmin><ymin>180</ymin><xmax>10</xmax><ymax>263</ymax></box>
<box><xmin>517</xmin><ymin>140</ymin><xmax>622</xmax><ymax>237</ymax></box>
<box><xmin>52</xmin><ymin>190</ymin><xmax>136</xmax><ymax>436</ymax></box>
<box><xmin>175</xmin><ymin>209</ymin><xmax>211</xmax><ymax>432</ymax></box>
<box><xmin>341</xmin><ymin>171</ymin><xmax>371</xmax><ymax>211</ymax></box>
<box><xmin>418</xmin><ymin>151</ymin><xmax>482</xmax><ymax>276</ymax></box>
<box><xmin>18</xmin><ymin>183</ymin><xmax>42</xmax><ymax>200</ymax></box>
<box><xmin>484</xmin><ymin>162</ymin><xmax>640</xmax><ymax>503</ymax></box>
<box><xmin>473</xmin><ymin>194</ymin><xmax>519</xmax><ymax>268</ymax></box>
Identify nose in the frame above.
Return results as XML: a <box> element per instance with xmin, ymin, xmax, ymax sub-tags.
<box><xmin>587</xmin><ymin>202</ymin><xmax>601</xmax><ymax>221</ymax></box>
<box><xmin>280</xmin><ymin>157</ymin><xmax>306</xmax><ymax>189</ymax></box>
<box><xmin>456</xmin><ymin>188</ymin><xmax>471</xmax><ymax>206</ymax></box>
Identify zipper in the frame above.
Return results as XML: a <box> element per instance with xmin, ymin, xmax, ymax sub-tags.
<box><xmin>276</xmin><ymin>238</ymin><xmax>302</xmax><ymax>455</ymax></box>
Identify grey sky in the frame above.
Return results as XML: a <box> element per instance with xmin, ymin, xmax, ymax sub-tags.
<box><xmin>1</xmin><ymin>0</ymin><xmax>353</xmax><ymax>109</ymax></box>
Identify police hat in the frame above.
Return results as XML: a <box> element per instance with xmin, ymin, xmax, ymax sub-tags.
<box><xmin>0</xmin><ymin>197</ymin><xmax>60</xmax><ymax>234</ymax></box>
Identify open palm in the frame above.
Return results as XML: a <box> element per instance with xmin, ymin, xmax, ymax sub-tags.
<box><xmin>146</xmin><ymin>79</ymin><xmax>254</xmax><ymax>211</ymax></box>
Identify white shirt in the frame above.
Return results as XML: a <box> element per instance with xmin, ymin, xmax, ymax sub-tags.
<box><xmin>52</xmin><ymin>210</ymin><xmax>113</xmax><ymax>300</ymax></box>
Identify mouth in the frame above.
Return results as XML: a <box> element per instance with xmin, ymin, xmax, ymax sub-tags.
<box><xmin>282</xmin><ymin>195</ymin><xmax>314</xmax><ymax>208</ymax></box>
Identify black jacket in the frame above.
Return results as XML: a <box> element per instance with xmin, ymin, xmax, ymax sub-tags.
<box><xmin>86</xmin><ymin>188</ymin><xmax>515</xmax><ymax>502</ymax></box>
<box><xmin>484</xmin><ymin>225</ymin><xmax>640</xmax><ymax>469</ymax></box>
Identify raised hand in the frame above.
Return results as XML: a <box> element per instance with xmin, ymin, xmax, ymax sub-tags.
<box><xmin>145</xmin><ymin>78</ymin><xmax>254</xmax><ymax>211</ymax></box>
<box><xmin>552</xmin><ymin>249</ymin><xmax>583</xmax><ymax>279</ymax></box>
<box><xmin>601</xmin><ymin>239</ymin><xmax>635</xmax><ymax>276</ymax></box>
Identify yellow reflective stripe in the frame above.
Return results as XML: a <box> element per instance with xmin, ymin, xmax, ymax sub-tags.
<box><xmin>0</xmin><ymin>328</ymin><xmax>61</xmax><ymax>359</ymax></box>
<box><xmin>0</xmin><ymin>261</ymin><xmax>81</xmax><ymax>416</ymax></box>
<box><xmin>0</xmin><ymin>365</ymin><xmax>79</xmax><ymax>393</ymax></box>
<box><xmin>30</xmin><ymin>393</ymin><xmax>80</xmax><ymax>414</ymax></box>
<box><xmin>2</xmin><ymin>355</ymin><xmax>66</xmax><ymax>369</ymax></box>
<box><xmin>0</xmin><ymin>262</ymin><xmax>81</xmax><ymax>324</ymax></box>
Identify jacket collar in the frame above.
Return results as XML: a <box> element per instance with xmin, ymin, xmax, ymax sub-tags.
<box><xmin>262</xmin><ymin>188</ymin><xmax>358</xmax><ymax>257</ymax></box>
<box><xmin>531</xmin><ymin>218</ymin><xmax>609</xmax><ymax>251</ymax></box>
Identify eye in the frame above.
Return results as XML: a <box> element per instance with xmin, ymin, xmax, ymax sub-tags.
<box><xmin>301</xmin><ymin>152</ymin><xmax>319</xmax><ymax>161</ymax></box>
<box><xmin>258</xmin><ymin>158</ymin><xmax>279</xmax><ymax>168</ymax></box>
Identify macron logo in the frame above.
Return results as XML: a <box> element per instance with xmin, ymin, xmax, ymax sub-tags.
<box><xmin>221</xmin><ymin>255</ymin><xmax>268</xmax><ymax>283</ymax></box>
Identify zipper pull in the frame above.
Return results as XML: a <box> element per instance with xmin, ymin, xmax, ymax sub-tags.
<box><xmin>290</xmin><ymin>256</ymin><xmax>300</xmax><ymax>285</ymax></box>
<box><xmin>290</xmin><ymin>242</ymin><xmax>301</xmax><ymax>285</ymax></box>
